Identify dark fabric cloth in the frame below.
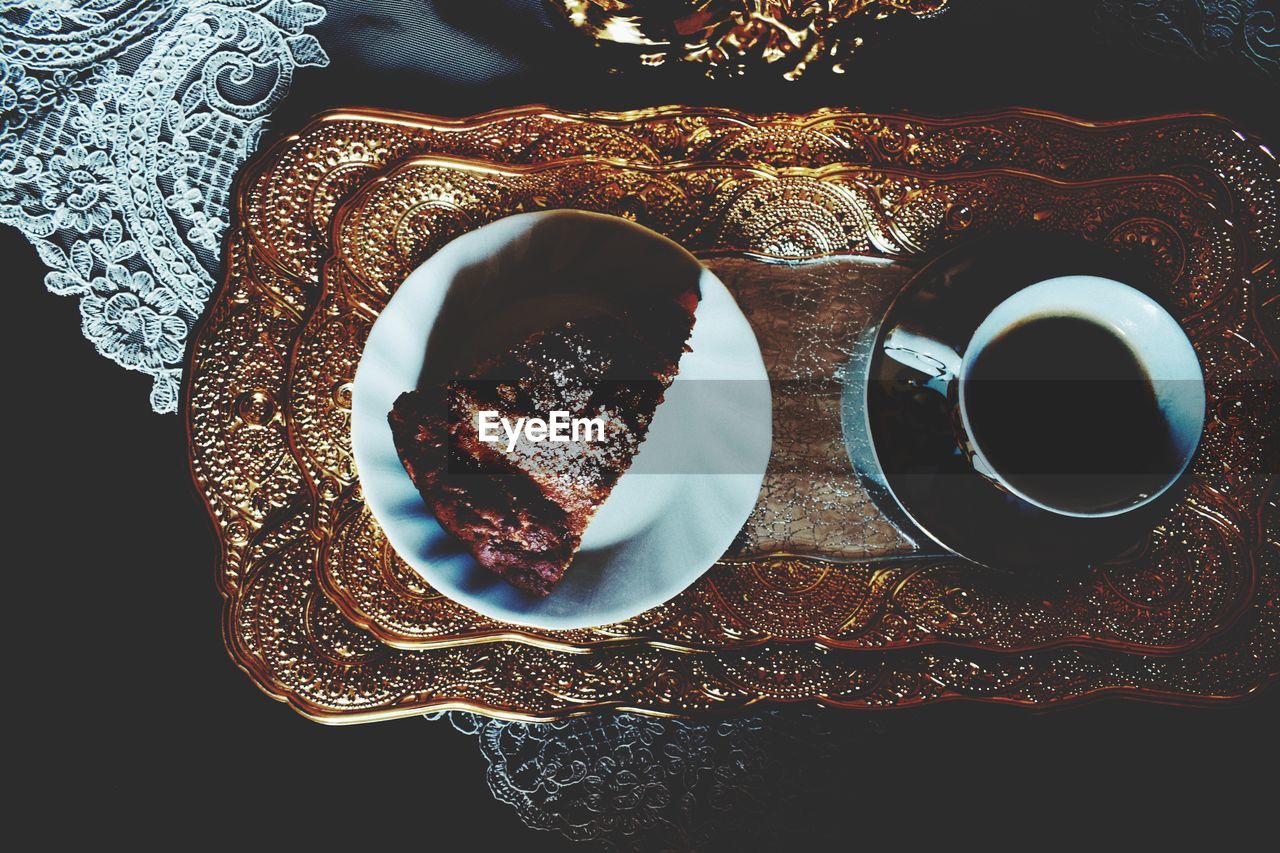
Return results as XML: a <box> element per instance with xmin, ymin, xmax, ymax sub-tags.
<box><xmin>270</xmin><ymin>0</ymin><xmax>1278</xmax><ymax>142</ymax></box>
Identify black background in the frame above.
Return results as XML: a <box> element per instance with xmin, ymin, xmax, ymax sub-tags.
<box><xmin>9</xmin><ymin>1</ymin><xmax>1278</xmax><ymax>847</ymax></box>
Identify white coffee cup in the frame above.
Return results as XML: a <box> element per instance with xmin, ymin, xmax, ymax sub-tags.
<box><xmin>883</xmin><ymin>275</ymin><xmax>1205</xmax><ymax>518</ymax></box>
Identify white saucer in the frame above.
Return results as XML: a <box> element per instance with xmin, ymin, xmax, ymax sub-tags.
<box><xmin>351</xmin><ymin>210</ymin><xmax>771</xmax><ymax>630</ymax></box>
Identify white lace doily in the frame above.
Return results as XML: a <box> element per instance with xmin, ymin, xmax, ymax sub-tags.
<box><xmin>438</xmin><ymin>710</ymin><xmax>881</xmax><ymax>850</ymax></box>
<box><xmin>1</xmin><ymin>0</ymin><xmax>329</xmax><ymax>412</ymax></box>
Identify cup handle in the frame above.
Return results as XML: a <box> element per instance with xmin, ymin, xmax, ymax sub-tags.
<box><xmin>883</xmin><ymin>326</ymin><xmax>963</xmax><ymax>393</ymax></box>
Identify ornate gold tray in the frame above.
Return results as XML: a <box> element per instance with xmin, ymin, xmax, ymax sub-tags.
<box><xmin>306</xmin><ymin>159</ymin><xmax>1264</xmax><ymax>655</ymax></box>
<box><xmin>187</xmin><ymin>107</ymin><xmax>1279</xmax><ymax>721</ymax></box>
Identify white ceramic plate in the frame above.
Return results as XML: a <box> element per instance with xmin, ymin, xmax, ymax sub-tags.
<box><xmin>351</xmin><ymin>210</ymin><xmax>771</xmax><ymax>630</ymax></box>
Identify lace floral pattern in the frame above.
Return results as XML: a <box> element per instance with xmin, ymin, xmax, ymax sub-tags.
<box><xmin>1098</xmin><ymin>0</ymin><xmax>1279</xmax><ymax>77</ymax></box>
<box><xmin>442</xmin><ymin>710</ymin><xmax>883</xmax><ymax>850</ymax></box>
<box><xmin>0</xmin><ymin>0</ymin><xmax>328</xmax><ymax>411</ymax></box>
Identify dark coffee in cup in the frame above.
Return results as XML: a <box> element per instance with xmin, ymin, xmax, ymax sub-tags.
<box><xmin>883</xmin><ymin>276</ymin><xmax>1205</xmax><ymax>519</ymax></box>
<box><xmin>963</xmin><ymin>315</ymin><xmax>1179</xmax><ymax>515</ymax></box>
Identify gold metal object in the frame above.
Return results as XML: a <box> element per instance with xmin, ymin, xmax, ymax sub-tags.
<box><xmin>550</xmin><ymin>1</ymin><xmax>951</xmax><ymax>79</ymax></box>
<box><xmin>186</xmin><ymin>107</ymin><xmax>1279</xmax><ymax>722</ymax></box>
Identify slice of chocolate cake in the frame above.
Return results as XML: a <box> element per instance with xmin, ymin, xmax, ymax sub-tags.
<box><xmin>389</xmin><ymin>292</ymin><xmax>697</xmax><ymax>596</ymax></box>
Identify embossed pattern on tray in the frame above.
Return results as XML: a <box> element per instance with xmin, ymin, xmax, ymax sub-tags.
<box><xmin>186</xmin><ymin>107</ymin><xmax>1280</xmax><ymax>721</ymax></box>
<box><xmin>295</xmin><ymin>158</ymin><xmax>1263</xmax><ymax>655</ymax></box>
<box><xmin>241</xmin><ymin>107</ymin><xmax>1280</xmax><ymax>280</ymax></box>
<box><xmin>226</xmin><ymin>508</ymin><xmax>1277</xmax><ymax>722</ymax></box>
